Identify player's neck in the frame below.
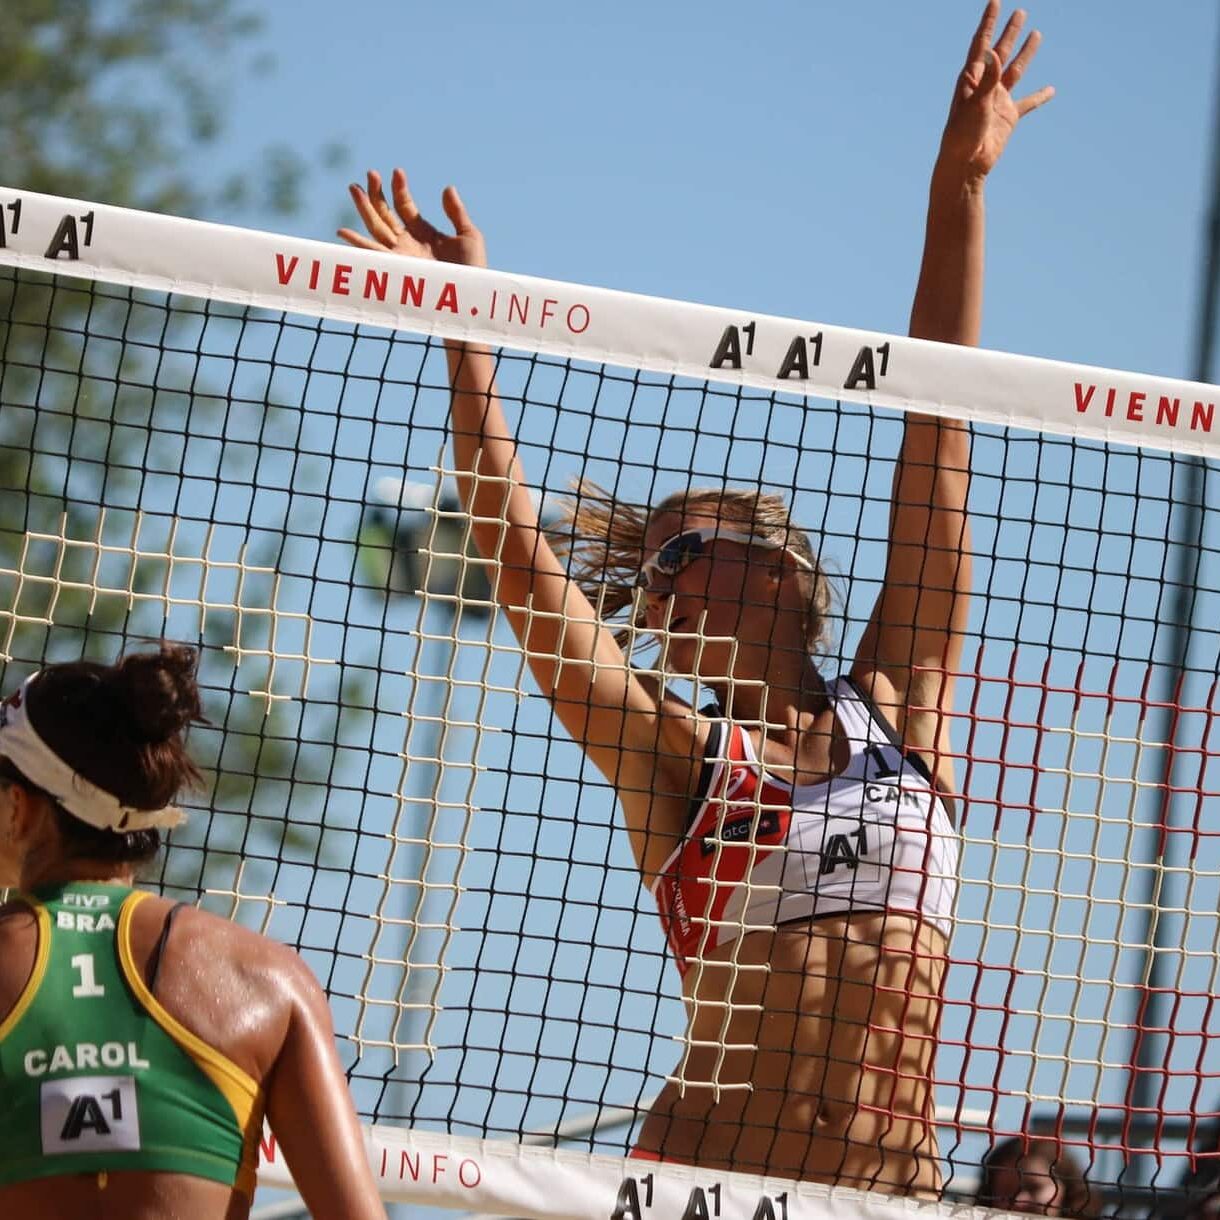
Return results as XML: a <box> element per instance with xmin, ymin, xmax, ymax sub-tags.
<box><xmin>19</xmin><ymin>859</ymin><xmax>138</xmax><ymax>893</ymax></box>
<box><xmin>711</xmin><ymin>651</ymin><xmax>826</xmax><ymax>728</ymax></box>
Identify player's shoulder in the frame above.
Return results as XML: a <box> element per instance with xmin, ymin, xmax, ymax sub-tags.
<box><xmin>632</xmin><ymin>667</ymin><xmax>719</xmax><ymax>727</ymax></box>
<box><xmin>641</xmin><ymin>672</ymin><xmax>722</xmax><ymax>766</ymax></box>
<box><xmin>842</xmin><ymin>666</ymin><xmax>902</xmax><ymax>719</ymax></box>
<box><xmin>139</xmin><ymin>894</ymin><xmax>321</xmax><ymax>997</ymax></box>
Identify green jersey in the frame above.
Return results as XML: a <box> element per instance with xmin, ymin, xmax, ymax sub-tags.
<box><xmin>0</xmin><ymin>882</ymin><xmax>263</xmax><ymax>1194</ymax></box>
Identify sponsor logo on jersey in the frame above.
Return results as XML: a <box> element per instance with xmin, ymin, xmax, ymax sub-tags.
<box><xmin>820</xmin><ymin>826</ymin><xmax>870</xmax><ymax>875</ymax></box>
<box><xmin>700</xmin><ymin>807</ymin><xmax>782</xmax><ymax>856</ymax></box>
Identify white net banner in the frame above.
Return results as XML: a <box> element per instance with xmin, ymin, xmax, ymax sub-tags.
<box><xmin>0</xmin><ymin>187</ymin><xmax>1214</xmax><ymax>457</ymax></box>
<box><xmin>256</xmin><ymin>1122</ymin><xmax>976</xmax><ymax>1219</ymax></box>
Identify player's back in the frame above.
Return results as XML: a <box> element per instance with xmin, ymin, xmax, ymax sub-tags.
<box><xmin>0</xmin><ymin>883</ymin><xmax>298</xmax><ymax>1219</ymax></box>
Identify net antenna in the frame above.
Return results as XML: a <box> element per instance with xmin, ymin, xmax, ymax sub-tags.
<box><xmin>1</xmin><ymin>188</ymin><xmax>1218</xmax><ymax>1218</ymax></box>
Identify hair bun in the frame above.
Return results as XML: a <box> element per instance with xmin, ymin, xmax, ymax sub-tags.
<box><xmin>111</xmin><ymin>644</ymin><xmax>203</xmax><ymax>743</ymax></box>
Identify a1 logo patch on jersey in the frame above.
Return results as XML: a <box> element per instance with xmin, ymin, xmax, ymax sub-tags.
<box><xmin>41</xmin><ymin>1074</ymin><xmax>140</xmax><ymax>1155</ymax></box>
<box><xmin>794</xmin><ymin>815</ymin><xmax>893</xmax><ymax>892</ymax></box>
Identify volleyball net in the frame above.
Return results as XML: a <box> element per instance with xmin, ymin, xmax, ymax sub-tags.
<box><xmin>1</xmin><ymin>187</ymin><xmax>1218</xmax><ymax>1220</ymax></box>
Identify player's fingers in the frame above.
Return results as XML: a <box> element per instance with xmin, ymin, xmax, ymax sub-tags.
<box><xmin>391</xmin><ymin>167</ymin><xmax>422</xmax><ymax>226</ymax></box>
<box><xmin>961</xmin><ymin>58</ymin><xmax>986</xmax><ymax>93</ymax></box>
<box><xmin>348</xmin><ymin>181</ymin><xmax>399</xmax><ymax>246</ymax></box>
<box><xmin>978</xmin><ymin>48</ymin><xmax>1003</xmax><ymax>95</ymax></box>
<box><xmin>442</xmin><ymin>185</ymin><xmax>478</xmax><ymax>236</ymax></box>
<box><xmin>393</xmin><ymin>168</ymin><xmax>443</xmax><ymax>243</ymax></box>
<box><xmin>993</xmin><ymin>9</ymin><xmax>1025</xmax><ymax>65</ymax></box>
<box><xmin>1003</xmin><ymin>30</ymin><xmax>1041</xmax><ymax>90</ymax></box>
<box><xmin>337</xmin><ymin>228</ymin><xmax>382</xmax><ymax>251</ymax></box>
<box><xmin>367</xmin><ymin>170</ymin><xmax>401</xmax><ymax>234</ymax></box>
<box><xmin>966</xmin><ymin>0</ymin><xmax>1001</xmax><ymax>64</ymax></box>
<box><xmin>1015</xmin><ymin>83</ymin><xmax>1056</xmax><ymax>117</ymax></box>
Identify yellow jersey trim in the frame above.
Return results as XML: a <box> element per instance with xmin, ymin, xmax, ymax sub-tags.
<box><xmin>117</xmin><ymin>891</ymin><xmax>265</xmax><ymax>1197</ymax></box>
<box><xmin>0</xmin><ymin>899</ymin><xmax>51</xmax><ymax>1043</ymax></box>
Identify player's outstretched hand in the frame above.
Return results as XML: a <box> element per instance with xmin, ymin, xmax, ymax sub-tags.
<box><xmin>338</xmin><ymin>168</ymin><xmax>486</xmax><ymax>268</ymax></box>
<box><xmin>939</xmin><ymin>2</ymin><xmax>1055</xmax><ymax>181</ymax></box>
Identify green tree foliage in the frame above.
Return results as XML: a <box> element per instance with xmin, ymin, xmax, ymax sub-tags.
<box><xmin>0</xmin><ymin>1</ymin><xmax>354</xmax><ymax>901</ymax></box>
<box><xmin>2</xmin><ymin>0</ymin><xmax>314</xmax><ymax>214</ymax></box>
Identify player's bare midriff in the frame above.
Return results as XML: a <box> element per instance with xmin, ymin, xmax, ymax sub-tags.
<box><xmin>636</xmin><ymin>912</ymin><xmax>947</xmax><ymax>1196</ymax></box>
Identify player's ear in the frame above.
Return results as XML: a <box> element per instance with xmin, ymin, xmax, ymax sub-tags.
<box><xmin>5</xmin><ymin>779</ymin><xmax>46</xmax><ymax>841</ymax></box>
<box><xmin>0</xmin><ymin>778</ymin><xmax>41</xmax><ymax>885</ymax></box>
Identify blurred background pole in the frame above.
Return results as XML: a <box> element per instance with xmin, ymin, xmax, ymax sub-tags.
<box><xmin>361</xmin><ymin>475</ymin><xmax>493</xmax><ymax>1131</ymax></box>
<box><xmin>361</xmin><ymin>475</ymin><xmax>560</xmax><ymax>1133</ymax></box>
<box><xmin>1124</xmin><ymin>15</ymin><xmax>1220</xmax><ymax>1196</ymax></box>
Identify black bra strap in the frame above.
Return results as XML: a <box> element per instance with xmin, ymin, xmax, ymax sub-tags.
<box><xmin>148</xmin><ymin>902</ymin><xmax>187</xmax><ymax>995</ymax></box>
<box><xmin>686</xmin><ymin>718</ymin><xmax>726</xmax><ymax>832</ymax></box>
<box><xmin>840</xmin><ymin>673</ymin><xmax>936</xmax><ymax>784</ymax></box>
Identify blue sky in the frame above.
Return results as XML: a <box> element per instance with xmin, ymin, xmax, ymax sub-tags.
<box><xmin>202</xmin><ymin>1</ymin><xmax>1218</xmax><ymax>382</ymax></box>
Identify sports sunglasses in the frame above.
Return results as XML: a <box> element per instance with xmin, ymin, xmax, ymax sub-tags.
<box><xmin>638</xmin><ymin>527</ymin><xmax>813</xmax><ymax>588</ymax></box>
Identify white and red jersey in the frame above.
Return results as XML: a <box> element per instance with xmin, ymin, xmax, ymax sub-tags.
<box><xmin>650</xmin><ymin>675</ymin><xmax>959</xmax><ymax>977</ymax></box>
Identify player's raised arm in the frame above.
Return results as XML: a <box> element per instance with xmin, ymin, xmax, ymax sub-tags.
<box><xmin>340</xmin><ymin>171</ymin><xmax>706</xmax><ymax>872</ymax></box>
<box><xmin>854</xmin><ymin>2</ymin><xmax>1053</xmax><ymax>793</ymax></box>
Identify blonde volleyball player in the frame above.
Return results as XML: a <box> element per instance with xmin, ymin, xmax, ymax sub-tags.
<box><xmin>0</xmin><ymin>645</ymin><xmax>386</xmax><ymax>1220</ymax></box>
<box><xmin>342</xmin><ymin>2</ymin><xmax>1051</xmax><ymax>1195</ymax></box>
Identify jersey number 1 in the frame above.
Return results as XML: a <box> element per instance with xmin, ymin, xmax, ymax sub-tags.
<box><xmin>71</xmin><ymin>953</ymin><xmax>105</xmax><ymax>998</ymax></box>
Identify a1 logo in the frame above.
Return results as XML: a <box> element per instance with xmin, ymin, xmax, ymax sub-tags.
<box><xmin>41</xmin><ymin>1074</ymin><xmax>140</xmax><ymax>1155</ymax></box>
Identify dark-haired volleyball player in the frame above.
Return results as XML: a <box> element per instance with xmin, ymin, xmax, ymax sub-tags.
<box><xmin>0</xmin><ymin>644</ymin><xmax>386</xmax><ymax>1220</ymax></box>
<box><xmin>341</xmin><ymin>1</ymin><xmax>1051</xmax><ymax>1197</ymax></box>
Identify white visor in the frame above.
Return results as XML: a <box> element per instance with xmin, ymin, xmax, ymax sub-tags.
<box><xmin>0</xmin><ymin>677</ymin><xmax>184</xmax><ymax>832</ymax></box>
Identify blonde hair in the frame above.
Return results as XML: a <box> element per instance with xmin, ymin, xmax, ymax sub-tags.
<box><xmin>552</xmin><ymin>481</ymin><xmax>834</xmax><ymax>655</ymax></box>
